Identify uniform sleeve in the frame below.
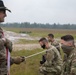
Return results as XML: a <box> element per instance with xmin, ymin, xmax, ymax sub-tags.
<box><xmin>45</xmin><ymin>50</ymin><xmax>54</xmax><ymax>62</ymax></box>
<box><xmin>39</xmin><ymin>50</ymin><xmax>55</xmax><ymax>73</ymax></box>
<box><xmin>0</xmin><ymin>39</ymin><xmax>6</xmax><ymax>61</ymax></box>
<box><xmin>10</xmin><ymin>56</ymin><xmax>25</xmax><ymax>65</ymax></box>
<box><xmin>5</xmin><ymin>38</ymin><xmax>12</xmax><ymax>53</ymax></box>
<box><xmin>70</xmin><ymin>55</ymin><xmax>76</xmax><ymax>75</ymax></box>
<box><xmin>52</xmin><ymin>41</ymin><xmax>59</xmax><ymax>47</ymax></box>
<box><xmin>10</xmin><ymin>57</ymin><xmax>14</xmax><ymax>65</ymax></box>
<box><xmin>43</xmin><ymin>49</ymin><xmax>55</xmax><ymax>67</ymax></box>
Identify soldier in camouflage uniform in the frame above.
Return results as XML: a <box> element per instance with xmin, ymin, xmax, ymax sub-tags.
<box><xmin>47</xmin><ymin>33</ymin><xmax>65</xmax><ymax>60</ymax></box>
<box><xmin>47</xmin><ymin>34</ymin><xmax>59</xmax><ymax>47</ymax></box>
<box><xmin>0</xmin><ymin>0</ymin><xmax>25</xmax><ymax>75</ymax></box>
<box><xmin>60</xmin><ymin>35</ymin><xmax>76</xmax><ymax>75</ymax></box>
<box><xmin>39</xmin><ymin>38</ymin><xmax>63</xmax><ymax>75</ymax></box>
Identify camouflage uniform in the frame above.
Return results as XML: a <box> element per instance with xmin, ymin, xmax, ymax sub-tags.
<box><xmin>0</xmin><ymin>39</ymin><xmax>7</xmax><ymax>75</ymax></box>
<box><xmin>51</xmin><ymin>40</ymin><xmax>65</xmax><ymax>60</ymax></box>
<box><xmin>62</xmin><ymin>47</ymin><xmax>76</xmax><ymax>75</ymax></box>
<box><xmin>51</xmin><ymin>40</ymin><xmax>59</xmax><ymax>47</ymax></box>
<box><xmin>51</xmin><ymin>40</ymin><xmax>61</xmax><ymax>53</ymax></box>
<box><xmin>0</xmin><ymin>28</ymin><xmax>25</xmax><ymax>75</ymax></box>
<box><xmin>0</xmin><ymin>27</ymin><xmax>12</xmax><ymax>75</ymax></box>
<box><xmin>39</xmin><ymin>46</ymin><xmax>63</xmax><ymax>75</ymax></box>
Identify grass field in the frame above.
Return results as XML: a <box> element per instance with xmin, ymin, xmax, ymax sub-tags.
<box><xmin>11</xmin><ymin>48</ymin><xmax>43</xmax><ymax>75</ymax></box>
<box><xmin>3</xmin><ymin>27</ymin><xmax>76</xmax><ymax>39</ymax></box>
<box><xmin>18</xmin><ymin>39</ymin><xmax>38</xmax><ymax>44</ymax></box>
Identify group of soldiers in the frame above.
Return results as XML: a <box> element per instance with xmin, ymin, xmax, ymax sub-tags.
<box><xmin>0</xmin><ymin>0</ymin><xmax>76</xmax><ymax>75</ymax></box>
<box><xmin>39</xmin><ymin>34</ymin><xmax>76</xmax><ymax>75</ymax></box>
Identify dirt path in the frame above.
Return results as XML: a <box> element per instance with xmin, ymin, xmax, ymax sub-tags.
<box><xmin>4</xmin><ymin>30</ymin><xmax>41</xmax><ymax>51</ymax></box>
<box><xmin>13</xmin><ymin>44</ymin><xmax>40</xmax><ymax>51</ymax></box>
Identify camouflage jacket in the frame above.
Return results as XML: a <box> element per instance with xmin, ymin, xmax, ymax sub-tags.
<box><xmin>51</xmin><ymin>40</ymin><xmax>59</xmax><ymax>47</ymax></box>
<box><xmin>40</xmin><ymin>46</ymin><xmax>63</xmax><ymax>75</ymax></box>
<box><xmin>62</xmin><ymin>47</ymin><xmax>76</xmax><ymax>75</ymax></box>
<box><xmin>51</xmin><ymin>40</ymin><xmax>61</xmax><ymax>53</ymax></box>
<box><xmin>0</xmin><ymin>28</ymin><xmax>25</xmax><ymax>75</ymax></box>
<box><xmin>0</xmin><ymin>27</ymin><xmax>12</xmax><ymax>75</ymax></box>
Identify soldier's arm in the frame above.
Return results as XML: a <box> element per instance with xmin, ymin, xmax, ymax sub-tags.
<box><xmin>52</xmin><ymin>41</ymin><xmax>59</xmax><ymax>46</ymax></box>
<box><xmin>44</xmin><ymin>50</ymin><xmax>54</xmax><ymax>66</ymax></box>
<box><xmin>70</xmin><ymin>56</ymin><xmax>76</xmax><ymax>75</ymax></box>
<box><xmin>0</xmin><ymin>39</ymin><xmax>6</xmax><ymax>59</ymax></box>
<box><xmin>4</xmin><ymin>38</ymin><xmax>12</xmax><ymax>53</ymax></box>
<box><xmin>39</xmin><ymin>50</ymin><xmax>55</xmax><ymax>73</ymax></box>
<box><xmin>0</xmin><ymin>37</ymin><xmax>12</xmax><ymax>53</ymax></box>
<box><xmin>10</xmin><ymin>56</ymin><xmax>25</xmax><ymax>65</ymax></box>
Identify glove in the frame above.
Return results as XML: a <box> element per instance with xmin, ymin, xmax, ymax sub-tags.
<box><xmin>13</xmin><ymin>56</ymin><xmax>25</xmax><ymax>64</ymax></box>
<box><xmin>40</xmin><ymin>54</ymin><xmax>46</xmax><ymax>64</ymax></box>
<box><xmin>20</xmin><ymin>56</ymin><xmax>25</xmax><ymax>62</ymax></box>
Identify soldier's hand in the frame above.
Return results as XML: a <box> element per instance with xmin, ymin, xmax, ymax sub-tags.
<box><xmin>20</xmin><ymin>56</ymin><xmax>25</xmax><ymax>62</ymax></box>
<box><xmin>40</xmin><ymin>54</ymin><xmax>46</xmax><ymax>65</ymax></box>
<box><xmin>13</xmin><ymin>56</ymin><xmax>25</xmax><ymax>64</ymax></box>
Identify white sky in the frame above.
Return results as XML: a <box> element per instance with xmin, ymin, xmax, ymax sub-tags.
<box><xmin>3</xmin><ymin>0</ymin><xmax>76</xmax><ymax>24</ymax></box>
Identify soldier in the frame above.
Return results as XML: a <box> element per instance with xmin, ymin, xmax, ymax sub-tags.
<box><xmin>48</xmin><ymin>33</ymin><xmax>65</xmax><ymax>60</ymax></box>
<box><xmin>39</xmin><ymin>37</ymin><xmax>63</xmax><ymax>75</ymax></box>
<box><xmin>47</xmin><ymin>33</ymin><xmax>59</xmax><ymax>47</ymax></box>
<box><xmin>0</xmin><ymin>0</ymin><xmax>25</xmax><ymax>75</ymax></box>
<box><xmin>60</xmin><ymin>35</ymin><xmax>76</xmax><ymax>75</ymax></box>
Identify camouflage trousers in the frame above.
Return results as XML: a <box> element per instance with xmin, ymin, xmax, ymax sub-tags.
<box><xmin>39</xmin><ymin>70</ymin><xmax>58</xmax><ymax>75</ymax></box>
<box><xmin>0</xmin><ymin>68</ymin><xmax>7</xmax><ymax>75</ymax></box>
<box><xmin>39</xmin><ymin>66</ymin><xmax>60</xmax><ymax>75</ymax></box>
<box><xmin>0</xmin><ymin>62</ymin><xmax>7</xmax><ymax>75</ymax></box>
<box><xmin>39</xmin><ymin>72</ymin><xmax>57</xmax><ymax>75</ymax></box>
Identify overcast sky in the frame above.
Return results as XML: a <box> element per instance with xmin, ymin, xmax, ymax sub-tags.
<box><xmin>3</xmin><ymin>0</ymin><xmax>76</xmax><ymax>24</ymax></box>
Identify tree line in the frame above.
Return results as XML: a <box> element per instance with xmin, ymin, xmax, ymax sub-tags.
<box><xmin>0</xmin><ymin>22</ymin><xmax>76</xmax><ymax>29</ymax></box>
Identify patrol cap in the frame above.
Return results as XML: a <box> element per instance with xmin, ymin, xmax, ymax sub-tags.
<box><xmin>0</xmin><ymin>0</ymin><xmax>11</xmax><ymax>12</ymax></box>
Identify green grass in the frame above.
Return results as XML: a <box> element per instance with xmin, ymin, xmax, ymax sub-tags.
<box><xmin>11</xmin><ymin>48</ymin><xmax>44</xmax><ymax>75</ymax></box>
<box><xmin>3</xmin><ymin>27</ymin><xmax>76</xmax><ymax>39</ymax></box>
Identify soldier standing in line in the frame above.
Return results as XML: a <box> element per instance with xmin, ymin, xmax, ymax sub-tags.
<box><xmin>47</xmin><ymin>33</ymin><xmax>65</xmax><ymax>60</ymax></box>
<box><xmin>39</xmin><ymin>37</ymin><xmax>63</xmax><ymax>75</ymax></box>
<box><xmin>60</xmin><ymin>35</ymin><xmax>76</xmax><ymax>75</ymax></box>
<box><xmin>0</xmin><ymin>0</ymin><xmax>25</xmax><ymax>75</ymax></box>
<box><xmin>40</xmin><ymin>34</ymin><xmax>60</xmax><ymax>65</ymax></box>
<box><xmin>47</xmin><ymin>33</ymin><xmax>59</xmax><ymax>47</ymax></box>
